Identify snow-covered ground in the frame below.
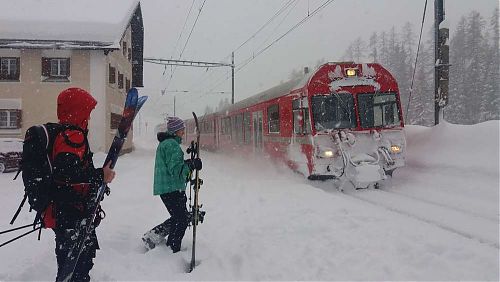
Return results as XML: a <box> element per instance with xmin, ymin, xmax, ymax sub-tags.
<box><xmin>0</xmin><ymin>121</ymin><xmax>498</xmax><ymax>281</ymax></box>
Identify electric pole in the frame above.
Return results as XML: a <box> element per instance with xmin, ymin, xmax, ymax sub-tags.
<box><xmin>434</xmin><ymin>0</ymin><xmax>449</xmax><ymax>125</ymax></box>
<box><xmin>232</xmin><ymin>52</ymin><xmax>235</xmax><ymax>104</ymax></box>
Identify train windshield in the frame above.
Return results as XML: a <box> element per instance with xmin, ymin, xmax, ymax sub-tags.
<box><xmin>358</xmin><ymin>93</ymin><xmax>401</xmax><ymax>128</ymax></box>
<box><xmin>311</xmin><ymin>94</ymin><xmax>356</xmax><ymax>131</ymax></box>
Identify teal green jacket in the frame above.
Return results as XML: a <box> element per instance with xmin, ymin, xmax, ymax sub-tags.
<box><xmin>153</xmin><ymin>132</ymin><xmax>191</xmax><ymax>195</ymax></box>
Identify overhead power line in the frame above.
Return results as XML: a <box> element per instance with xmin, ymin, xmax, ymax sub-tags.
<box><xmin>236</xmin><ymin>0</ymin><xmax>336</xmax><ymax>72</ymax></box>
<box><xmin>405</xmin><ymin>0</ymin><xmax>428</xmax><ymax>121</ymax></box>
<box><xmin>171</xmin><ymin>0</ymin><xmax>196</xmax><ymax>60</ymax></box>
<box><xmin>233</xmin><ymin>0</ymin><xmax>298</xmax><ymax>54</ymax></box>
<box><xmin>201</xmin><ymin>0</ymin><xmax>336</xmax><ymax>96</ymax></box>
<box><xmin>183</xmin><ymin>0</ymin><xmax>299</xmax><ymax>94</ymax></box>
<box><xmin>165</xmin><ymin>0</ymin><xmax>208</xmax><ymax>91</ymax></box>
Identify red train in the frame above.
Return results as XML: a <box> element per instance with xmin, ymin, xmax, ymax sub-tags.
<box><xmin>185</xmin><ymin>62</ymin><xmax>406</xmax><ymax>189</ymax></box>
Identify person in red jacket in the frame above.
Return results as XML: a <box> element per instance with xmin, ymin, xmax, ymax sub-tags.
<box><xmin>45</xmin><ymin>87</ymin><xmax>115</xmax><ymax>281</ymax></box>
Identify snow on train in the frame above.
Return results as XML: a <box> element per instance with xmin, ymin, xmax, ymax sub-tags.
<box><xmin>185</xmin><ymin>62</ymin><xmax>406</xmax><ymax>190</ymax></box>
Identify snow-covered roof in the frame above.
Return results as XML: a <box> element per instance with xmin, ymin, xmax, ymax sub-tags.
<box><xmin>0</xmin><ymin>0</ymin><xmax>140</xmax><ymax>49</ymax></box>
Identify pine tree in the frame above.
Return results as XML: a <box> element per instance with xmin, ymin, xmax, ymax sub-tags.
<box><xmin>464</xmin><ymin>11</ymin><xmax>487</xmax><ymax>124</ymax></box>
<box><xmin>368</xmin><ymin>32</ymin><xmax>378</xmax><ymax>62</ymax></box>
<box><xmin>407</xmin><ymin>35</ymin><xmax>434</xmax><ymax>126</ymax></box>
<box><xmin>484</xmin><ymin>7</ymin><xmax>499</xmax><ymax>120</ymax></box>
<box><xmin>380</xmin><ymin>31</ymin><xmax>390</xmax><ymax>66</ymax></box>
<box><xmin>351</xmin><ymin>37</ymin><xmax>366</xmax><ymax>62</ymax></box>
<box><xmin>447</xmin><ymin>16</ymin><xmax>468</xmax><ymax>124</ymax></box>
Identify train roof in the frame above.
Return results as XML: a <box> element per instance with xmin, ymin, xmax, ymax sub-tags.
<box><xmin>200</xmin><ymin>62</ymin><xmax>396</xmax><ymax>118</ymax></box>
<box><xmin>221</xmin><ymin>74</ymin><xmax>310</xmax><ymax>115</ymax></box>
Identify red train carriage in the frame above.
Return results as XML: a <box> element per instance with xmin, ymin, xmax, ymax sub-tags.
<box><xmin>185</xmin><ymin>62</ymin><xmax>406</xmax><ymax>189</ymax></box>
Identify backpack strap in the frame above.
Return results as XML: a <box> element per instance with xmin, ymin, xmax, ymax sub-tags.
<box><xmin>9</xmin><ymin>194</ymin><xmax>27</xmax><ymax>225</ymax></box>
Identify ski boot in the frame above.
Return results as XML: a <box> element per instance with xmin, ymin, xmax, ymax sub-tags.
<box><xmin>142</xmin><ymin>229</ymin><xmax>166</xmax><ymax>251</ymax></box>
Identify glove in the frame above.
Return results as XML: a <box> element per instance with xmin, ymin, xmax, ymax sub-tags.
<box><xmin>185</xmin><ymin>158</ymin><xmax>202</xmax><ymax>171</ymax></box>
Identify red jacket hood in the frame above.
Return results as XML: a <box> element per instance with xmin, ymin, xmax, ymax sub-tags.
<box><xmin>57</xmin><ymin>88</ymin><xmax>97</xmax><ymax>129</ymax></box>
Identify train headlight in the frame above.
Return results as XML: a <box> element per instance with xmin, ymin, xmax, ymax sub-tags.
<box><xmin>323</xmin><ymin>150</ymin><xmax>334</xmax><ymax>157</ymax></box>
<box><xmin>390</xmin><ymin>145</ymin><xmax>402</xmax><ymax>153</ymax></box>
<box><xmin>317</xmin><ymin>147</ymin><xmax>335</xmax><ymax>158</ymax></box>
<box><xmin>346</xmin><ymin>68</ymin><xmax>357</xmax><ymax>77</ymax></box>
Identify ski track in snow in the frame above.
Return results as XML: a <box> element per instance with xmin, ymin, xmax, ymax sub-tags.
<box><xmin>339</xmin><ymin>188</ymin><xmax>499</xmax><ymax>249</ymax></box>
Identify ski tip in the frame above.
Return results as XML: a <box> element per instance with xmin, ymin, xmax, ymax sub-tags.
<box><xmin>138</xmin><ymin>95</ymin><xmax>149</xmax><ymax>105</ymax></box>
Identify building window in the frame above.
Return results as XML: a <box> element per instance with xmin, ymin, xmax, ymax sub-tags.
<box><xmin>0</xmin><ymin>57</ymin><xmax>20</xmax><ymax>81</ymax></box>
<box><xmin>109</xmin><ymin>64</ymin><xmax>116</xmax><ymax>84</ymax></box>
<box><xmin>118</xmin><ymin>72</ymin><xmax>124</xmax><ymax>89</ymax></box>
<box><xmin>267</xmin><ymin>104</ymin><xmax>280</xmax><ymax>133</ymax></box>
<box><xmin>125</xmin><ymin>78</ymin><xmax>130</xmax><ymax>92</ymax></box>
<box><xmin>110</xmin><ymin>112</ymin><xmax>121</xmax><ymax>129</ymax></box>
<box><xmin>42</xmin><ymin>58</ymin><xmax>70</xmax><ymax>81</ymax></box>
<box><xmin>122</xmin><ymin>41</ymin><xmax>127</xmax><ymax>56</ymax></box>
<box><xmin>0</xmin><ymin>109</ymin><xmax>21</xmax><ymax>129</ymax></box>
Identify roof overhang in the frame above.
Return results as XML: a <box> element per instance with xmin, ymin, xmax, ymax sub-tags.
<box><xmin>0</xmin><ymin>39</ymin><xmax>119</xmax><ymax>50</ymax></box>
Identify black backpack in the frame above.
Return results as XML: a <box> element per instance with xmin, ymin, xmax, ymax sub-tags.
<box><xmin>10</xmin><ymin>123</ymin><xmax>87</xmax><ymax>226</ymax></box>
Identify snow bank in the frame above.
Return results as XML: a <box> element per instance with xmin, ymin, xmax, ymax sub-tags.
<box><xmin>0</xmin><ymin>121</ymin><xmax>498</xmax><ymax>281</ymax></box>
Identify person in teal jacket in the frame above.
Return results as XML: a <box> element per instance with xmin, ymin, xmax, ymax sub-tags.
<box><xmin>143</xmin><ymin>116</ymin><xmax>202</xmax><ymax>253</ymax></box>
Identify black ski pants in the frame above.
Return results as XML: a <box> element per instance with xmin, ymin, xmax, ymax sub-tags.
<box><xmin>53</xmin><ymin>227</ymin><xmax>99</xmax><ymax>282</ymax></box>
<box><xmin>160</xmin><ymin>190</ymin><xmax>188</xmax><ymax>252</ymax></box>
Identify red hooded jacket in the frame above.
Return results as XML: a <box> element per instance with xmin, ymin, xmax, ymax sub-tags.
<box><xmin>44</xmin><ymin>88</ymin><xmax>104</xmax><ymax>229</ymax></box>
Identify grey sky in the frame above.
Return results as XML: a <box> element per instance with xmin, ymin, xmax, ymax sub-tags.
<box><xmin>139</xmin><ymin>0</ymin><xmax>497</xmax><ymax>124</ymax></box>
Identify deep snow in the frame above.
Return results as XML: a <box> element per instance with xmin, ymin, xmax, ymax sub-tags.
<box><xmin>0</xmin><ymin>121</ymin><xmax>498</xmax><ymax>281</ymax></box>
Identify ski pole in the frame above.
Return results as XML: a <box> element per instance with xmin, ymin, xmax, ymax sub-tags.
<box><xmin>0</xmin><ymin>225</ymin><xmax>42</xmax><ymax>248</ymax></box>
<box><xmin>0</xmin><ymin>223</ymin><xmax>40</xmax><ymax>235</ymax></box>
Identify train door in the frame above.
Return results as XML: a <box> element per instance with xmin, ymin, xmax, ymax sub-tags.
<box><xmin>253</xmin><ymin>111</ymin><xmax>263</xmax><ymax>152</ymax></box>
<box><xmin>292</xmin><ymin>97</ymin><xmax>310</xmax><ymax>140</ymax></box>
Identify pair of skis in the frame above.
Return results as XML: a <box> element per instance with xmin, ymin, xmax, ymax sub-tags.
<box><xmin>57</xmin><ymin>88</ymin><xmax>147</xmax><ymax>282</ymax></box>
<box><xmin>187</xmin><ymin>112</ymin><xmax>202</xmax><ymax>273</ymax></box>
<box><xmin>141</xmin><ymin>112</ymin><xmax>204</xmax><ymax>273</ymax></box>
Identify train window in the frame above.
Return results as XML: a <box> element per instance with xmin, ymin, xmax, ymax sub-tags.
<box><xmin>225</xmin><ymin>117</ymin><xmax>231</xmax><ymax>135</ymax></box>
<box><xmin>235</xmin><ymin>114</ymin><xmax>244</xmax><ymax>144</ymax></box>
<box><xmin>267</xmin><ymin>104</ymin><xmax>280</xmax><ymax>133</ymax></box>
<box><xmin>243</xmin><ymin>112</ymin><xmax>252</xmax><ymax>144</ymax></box>
<box><xmin>358</xmin><ymin>93</ymin><xmax>400</xmax><ymax>128</ymax></box>
<box><xmin>311</xmin><ymin>94</ymin><xmax>355</xmax><ymax>130</ymax></box>
<box><xmin>221</xmin><ymin>117</ymin><xmax>229</xmax><ymax>134</ymax></box>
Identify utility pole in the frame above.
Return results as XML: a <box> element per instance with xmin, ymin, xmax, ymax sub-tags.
<box><xmin>232</xmin><ymin>52</ymin><xmax>235</xmax><ymax>104</ymax></box>
<box><xmin>434</xmin><ymin>0</ymin><xmax>449</xmax><ymax>125</ymax></box>
<box><xmin>173</xmin><ymin>95</ymin><xmax>176</xmax><ymax>116</ymax></box>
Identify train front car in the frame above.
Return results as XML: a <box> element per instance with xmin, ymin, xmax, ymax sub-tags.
<box><xmin>306</xmin><ymin>63</ymin><xmax>406</xmax><ymax>189</ymax></box>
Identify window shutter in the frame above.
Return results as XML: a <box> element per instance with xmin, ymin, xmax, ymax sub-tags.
<box><xmin>41</xmin><ymin>58</ymin><xmax>50</xmax><ymax>77</ymax></box>
<box><xmin>110</xmin><ymin>113</ymin><xmax>121</xmax><ymax>129</ymax></box>
<box><xmin>15</xmin><ymin>58</ymin><xmax>20</xmax><ymax>80</ymax></box>
<box><xmin>15</xmin><ymin>110</ymin><xmax>22</xmax><ymax>129</ymax></box>
<box><xmin>66</xmin><ymin>58</ymin><xmax>70</xmax><ymax>77</ymax></box>
<box><xmin>108</xmin><ymin>64</ymin><xmax>116</xmax><ymax>84</ymax></box>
